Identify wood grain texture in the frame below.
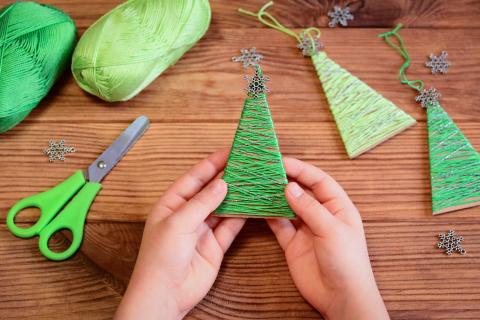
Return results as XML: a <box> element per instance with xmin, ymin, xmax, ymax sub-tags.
<box><xmin>22</xmin><ymin>0</ymin><xmax>480</xmax><ymax>29</ymax></box>
<box><xmin>1</xmin><ymin>0</ymin><xmax>480</xmax><ymax>319</ymax></box>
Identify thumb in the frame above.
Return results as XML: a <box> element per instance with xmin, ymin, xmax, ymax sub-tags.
<box><xmin>285</xmin><ymin>182</ymin><xmax>336</xmax><ymax>236</ymax></box>
<box><xmin>168</xmin><ymin>179</ymin><xmax>227</xmax><ymax>232</ymax></box>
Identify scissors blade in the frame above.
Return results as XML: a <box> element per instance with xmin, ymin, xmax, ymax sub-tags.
<box><xmin>87</xmin><ymin>116</ymin><xmax>150</xmax><ymax>183</ymax></box>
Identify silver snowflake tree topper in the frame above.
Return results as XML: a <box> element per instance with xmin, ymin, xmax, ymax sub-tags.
<box><xmin>426</xmin><ymin>51</ymin><xmax>451</xmax><ymax>75</ymax></box>
<box><xmin>416</xmin><ymin>87</ymin><xmax>441</xmax><ymax>108</ymax></box>
<box><xmin>328</xmin><ymin>6</ymin><xmax>354</xmax><ymax>28</ymax></box>
<box><xmin>244</xmin><ymin>66</ymin><xmax>270</xmax><ymax>99</ymax></box>
<box><xmin>43</xmin><ymin>139</ymin><xmax>75</xmax><ymax>162</ymax></box>
<box><xmin>297</xmin><ymin>32</ymin><xmax>324</xmax><ymax>57</ymax></box>
<box><xmin>437</xmin><ymin>230</ymin><xmax>466</xmax><ymax>255</ymax></box>
<box><xmin>232</xmin><ymin>47</ymin><xmax>264</xmax><ymax>69</ymax></box>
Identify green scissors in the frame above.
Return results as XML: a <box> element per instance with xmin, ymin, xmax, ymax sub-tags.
<box><xmin>6</xmin><ymin>116</ymin><xmax>149</xmax><ymax>261</ymax></box>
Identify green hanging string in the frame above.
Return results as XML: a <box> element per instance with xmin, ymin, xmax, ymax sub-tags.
<box><xmin>239</xmin><ymin>1</ymin><xmax>324</xmax><ymax>54</ymax></box>
<box><xmin>378</xmin><ymin>24</ymin><xmax>424</xmax><ymax>92</ymax></box>
<box><xmin>239</xmin><ymin>1</ymin><xmax>301</xmax><ymax>42</ymax></box>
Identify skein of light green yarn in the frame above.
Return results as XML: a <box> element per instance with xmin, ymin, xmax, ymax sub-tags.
<box><xmin>0</xmin><ymin>2</ymin><xmax>77</xmax><ymax>133</ymax></box>
<box><xmin>71</xmin><ymin>0</ymin><xmax>211</xmax><ymax>102</ymax></box>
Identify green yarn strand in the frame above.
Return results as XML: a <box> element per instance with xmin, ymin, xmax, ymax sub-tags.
<box><xmin>216</xmin><ymin>93</ymin><xmax>294</xmax><ymax>218</ymax></box>
<box><xmin>72</xmin><ymin>0</ymin><xmax>211</xmax><ymax>102</ymax></box>
<box><xmin>0</xmin><ymin>2</ymin><xmax>76</xmax><ymax>133</ymax></box>
<box><xmin>427</xmin><ymin>104</ymin><xmax>480</xmax><ymax>214</ymax></box>
<box><xmin>313</xmin><ymin>52</ymin><xmax>416</xmax><ymax>158</ymax></box>
<box><xmin>378</xmin><ymin>25</ymin><xmax>424</xmax><ymax>92</ymax></box>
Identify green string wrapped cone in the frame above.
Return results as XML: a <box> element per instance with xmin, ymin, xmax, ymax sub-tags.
<box><xmin>0</xmin><ymin>2</ymin><xmax>76</xmax><ymax>133</ymax></box>
<box><xmin>215</xmin><ymin>66</ymin><xmax>295</xmax><ymax>219</ymax></box>
<box><xmin>71</xmin><ymin>0</ymin><xmax>211</xmax><ymax>102</ymax></box>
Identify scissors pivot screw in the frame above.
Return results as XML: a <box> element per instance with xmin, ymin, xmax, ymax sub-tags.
<box><xmin>97</xmin><ymin>160</ymin><xmax>107</xmax><ymax>169</ymax></box>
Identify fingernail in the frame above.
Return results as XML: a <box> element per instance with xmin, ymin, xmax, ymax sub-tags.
<box><xmin>288</xmin><ymin>182</ymin><xmax>303</xmax><ymax>198</ymax></box>
<box><xmin>209</xmin><ymin>179</ymin><xmax>226</xmax><ymax>195</ymax></box>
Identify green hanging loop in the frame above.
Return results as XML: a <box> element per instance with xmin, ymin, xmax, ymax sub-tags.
<box><xmin>378</xmin><ymin>24</ymin><xmax>425</xmax><ymax>92</ymax></box>
<box><xmin>239</xmin><ymin>1</ymin><xmax>302</xmax><ymax>42</ymax></box>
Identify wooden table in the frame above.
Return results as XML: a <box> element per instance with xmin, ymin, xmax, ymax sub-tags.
<box><xmin>1</xmin><ymin>0</ymin><xmax>480</xmax><ymax>319</ymax></box>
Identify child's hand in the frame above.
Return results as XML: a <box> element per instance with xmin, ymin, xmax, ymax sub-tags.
<box><xmin>116</xmin><ymin>150</ymin><xmax>245</xmax><ymax>320</ymax></box>
<box><xmin>268</xmin><ymin>157</ymin><xmax>389</xmax><ymax>320</ymax></box>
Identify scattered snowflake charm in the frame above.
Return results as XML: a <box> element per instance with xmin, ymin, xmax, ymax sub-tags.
<box><xmin>232</xmin><ymin>47</ymin><xmax>264</xmax><ymax>69</ymax></box>
<box><xmin>426</xmin><ymin>51</ymin><xmax>451</xmax><ymax>75</ymax></box>
<box><xmin>415</xmin><ymin>87</ymin><xmax>441</xmax><ymax>108</ymax></box>
<box><xmin>43</xmin><ymin>139</ymin><xmax>75</xmax><ymax>162</ymax></box>
<box><xmin>244</xmin><ymin>66</ymin><xmax>270</xmax><ymax>99</ymax></box>
<box><xmin>328</xmin><ymin>6</ymin><xmax>354</xmax><ymax>28</ymax></box>
<box><xmin>437</xmin><ymin>230</ymin><xmax>466</xmax><ymax>255</ymax></box>
<box><xmin>297</xmin><ymin>33</ymin><xmax>324</xmax><ymax>56</ymax></box>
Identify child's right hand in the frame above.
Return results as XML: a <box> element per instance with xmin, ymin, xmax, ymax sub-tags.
<box><xmin>268</xmin><ymin>157</ymin><xmax>390</xmax><ymax>320</ymax></box>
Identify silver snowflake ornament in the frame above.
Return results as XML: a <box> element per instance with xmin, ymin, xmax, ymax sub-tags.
<box><xmin>426</xmin><ymin>51</ymin><xmax>451</xmax><ymax>74</ymax></box>
<box><xmin>297</xmin><ymin>34</ymin><xmax>324</xmax><ymax>57</ymax></box>
<box><xmin>328</xmin><ymin>6</ymin><xmax>354</xmax><ymax>28</ymax></box>
<box><xmin>415</xmin><ymin>87</ymin><xmax>441</xmax><ymax>108</ymax></box>
<box><xmin>244</xmin><ymin>66</ymin><xmax>270</xmax><ymax>99</ymax></box>
<box><xmin>437</xmin><ymin>230</ymin><xmax>466</xmax><ymax>255</ymax></box>
<box><xmin>43</xmin><ymin>139</ymin><xmax>75</xmax><ymax>162</ymax></box>
<box><xmin>232</xmin><ymin>47</ymin><xmax>264</xmax><ymax>69</ymax></box>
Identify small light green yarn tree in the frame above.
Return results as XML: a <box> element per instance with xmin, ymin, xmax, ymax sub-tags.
<box><xmin>312</xmin><ymin>51</ymin><xmax>416</xmax><ymax>158</ymax></box>
<box><xmin>215</xmin><ymin>65</ymin><xmax>295</xmax><ymax>218</ymax></box>
<box><xmin>238</xmin><ymin>1</ymin><xmax>416</xmax><ymax>159</ymax></box>
<box><xmin>380</xmin><ymin>24</ymin><xmax>480</xmax><ymax>215</ymax></box>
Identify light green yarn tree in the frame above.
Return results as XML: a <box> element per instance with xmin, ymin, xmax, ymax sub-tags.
<box><xmin>313</xmin><ymin>52</ymin><xmax>416</xmax><ymax>158</ymax></box>
<box><xmin>427</xmin><ymin>104</ymin><xmax>480</xmax><ymax>214</ymax></box>
<box><xmin>215</xmin><ymin>67</ymin><xmax>294</xmax><ymax>218</ymax></box>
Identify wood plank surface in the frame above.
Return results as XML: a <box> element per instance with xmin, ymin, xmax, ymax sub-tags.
<box><xmin>26</xmin><ymin>0</ymin><xmax>480</xmax><ymax>29</ymax></box>
<box><xmin>1</xmin><ymin>0</ymin><xmax>480</xmax><ymax>319</ymax></box>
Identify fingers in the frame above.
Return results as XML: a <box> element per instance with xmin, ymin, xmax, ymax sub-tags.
<box><xmin>213</xmin><ymin>218</ymin><xmax>246</xmax><ymax>253</ymax></box>
<box><xmin>152</xmin><ymin>149</ymin><xmax>229</xmax><ymax>221</ymax></box>
<box><xmin>283</xmin><ymin>157</ymin><xmax>356</xmax><ymax>213</ymax></box>
<box><xmin>168</xmin><ymin>179</ymin><xmax>227</xmax><ymax>232</ymax></box>
<box><xmin>267</xmin><ymin>218</ymin><xmax>296</xmax><ymax>251</ymax></box>
<box><xmin>285</xmin><ymin>182</ymin><xmax>336</xmax><ymax>237</ymax></box>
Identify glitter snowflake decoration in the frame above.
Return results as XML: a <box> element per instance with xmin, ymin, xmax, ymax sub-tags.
<box><xmin>297</xmin><ymin>33</ymin><xmax>324</xmax><ymax>56</ymax></box>
<box><xmin>232</xmin><ymin>47</ymin><xmax>264</xmax><ymax>69</ymax></box>
<box><xmin>415</xmin><ymin>87</ymin><xmax>441</xmax><ymax>108</ymax></box>
<box><xmin>43</xmin><ymin>139</ymin><xmax>75</xmax><ymax>162</ymax></box>
<box><xmin>426</xmin><ymin>51</ymin><xmax>451</xmax><ymax>75</ymax></box>
<box><xmin>437</xmin><ymin>230</ymin><xmax>466</xmax><ymax>255</ymax></box>
<box><xmin>244</xmin><ymin>66</ymin><xmax>270</xmax><ymax>99</ymax></box>
<box><xmin>328</xmin><ymin>6</ymin><xmax>354</xmax><ymax>28</ymax></box>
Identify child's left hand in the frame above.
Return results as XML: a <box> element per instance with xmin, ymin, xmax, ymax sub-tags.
<box><xmin>115</xmin><ymin>149</ymin><xmax>245</xmax><ymax>320</ymax></box>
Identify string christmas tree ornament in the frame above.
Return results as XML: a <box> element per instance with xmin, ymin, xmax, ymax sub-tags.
<box><xmin>238</xmin><ymin>1</ymin><xmax>416</xmax><ymax>159</ymax></box>
<box><xmin>379</xmin><ymin>25</ymin><xmax>480</xmax><ymax>215</ymax></box>
<box><xmin>215</xmin><ymin>49</ymin><xmax>294</xmax><ymax>219</ymax></box>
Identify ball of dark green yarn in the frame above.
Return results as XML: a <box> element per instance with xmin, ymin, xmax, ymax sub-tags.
<box><xmin>0</xmin><ymin>2</ymin><xmax>76</xmax><ymax>133</ymax></box>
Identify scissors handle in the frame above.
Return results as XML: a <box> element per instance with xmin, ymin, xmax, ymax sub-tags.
<box><xmin>6</xmin><ymin>171</ymin><xmax>86</xmax><ymax>238</ymax></box>
<box><xmin>38</xmin><ymin>182</ymin><xmax>101</xmax><ymax>261</ymax></box>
